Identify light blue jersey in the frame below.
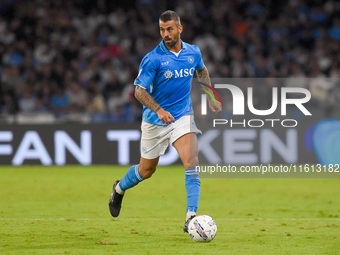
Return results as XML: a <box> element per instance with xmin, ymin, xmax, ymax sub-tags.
<box><xmin>134</xmin><ymin>40</ymin><xmax>204</xmax><ymax>125</ymax></box>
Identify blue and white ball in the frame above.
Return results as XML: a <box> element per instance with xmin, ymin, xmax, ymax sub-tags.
<box><xmin>188</xmin><ymin>215</ymin><xmax>217</xmax><ymax>242</ymax></box>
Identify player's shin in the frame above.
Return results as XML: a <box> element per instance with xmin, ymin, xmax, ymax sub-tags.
<box><xmin>117</xmin><ymin>164</ymin><xmax>144</xmax><ymax>193</ymax></box>
<box><xmin>185</xmin><ymin>168</ymin><xmax>201</xmax><ymax>220</ymax></box>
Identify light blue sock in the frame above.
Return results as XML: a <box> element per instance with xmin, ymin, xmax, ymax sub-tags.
<box><xmin>185</xmin><ymin>168</ymin><xmax>200</xmax><ymax>213</ymax></box>
<box><xmin>119</xmin><ymin>165</ymin><xmax>143</xmax><ymax>191</ymax></box>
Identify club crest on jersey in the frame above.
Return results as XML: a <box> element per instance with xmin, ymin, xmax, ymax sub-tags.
<box><xmin>188</xmin><ymin>56</ymin><xmax>194</xmax><ymax>63</ymax></box>
<box><xmin>163</xmin><ymin>69</ymin><xmax>173</xmax><ymax>79</ymax></box>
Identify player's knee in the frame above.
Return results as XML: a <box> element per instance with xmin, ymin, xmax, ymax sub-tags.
<box><xmin>183</xmin><ymin>157</ymin><xmax>199</xmax><ymax>169</ymax></box>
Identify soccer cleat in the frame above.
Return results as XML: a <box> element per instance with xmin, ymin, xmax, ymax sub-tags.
<box><xmin>108</xmin><ymin>180</ymin><xmax>124</xmax><ymax>217</ymax></box>
<box><xmin>183</xmin><ymin>215</ymin><xmax>196</xmax><ymax>233</ymax></box>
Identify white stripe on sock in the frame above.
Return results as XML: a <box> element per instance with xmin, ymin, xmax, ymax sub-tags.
<box><xmin>135</xmin><ymin>165</ymin><xmax>143</xmax><ymax>181</ymax></box>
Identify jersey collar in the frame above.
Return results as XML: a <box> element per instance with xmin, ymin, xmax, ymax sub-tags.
<box><xmin>159</xmin><ymin>39</ymin><xmax>187</xmax><ymax>53</ymax></box>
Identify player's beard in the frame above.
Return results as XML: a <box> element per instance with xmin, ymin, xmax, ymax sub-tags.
<box><xmin>164</xmin><ymin>33</ymin><xmax>179</xmax><ymax>48</ymax></box>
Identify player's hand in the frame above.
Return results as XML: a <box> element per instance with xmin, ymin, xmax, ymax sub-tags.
<box><xmin>157</xmin><ymin>108</ymin><xmax>175</xmax><ymax>124</ymax></box>
<box><xmin>208</xmin><ymin>98</ymin><xmax>222</xmax><ymax>113</ymax></box>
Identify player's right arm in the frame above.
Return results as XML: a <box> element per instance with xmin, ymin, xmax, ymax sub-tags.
<box><xmin>134</xmin><ymin>54</ymin><xmax>175</xmax><ymax>124</ymax></box>
<box><xmin>135</xmin><ymin>86</ymin><xmax>175</xmax><ymax>124</ymax></box>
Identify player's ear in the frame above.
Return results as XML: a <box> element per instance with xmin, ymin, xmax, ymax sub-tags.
<box><xmin>178</xmin><ymin>25</ymin><xmax>183</xmax><ymax>34</ymax></box>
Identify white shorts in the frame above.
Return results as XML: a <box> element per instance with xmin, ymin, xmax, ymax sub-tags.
<box><xmin>140</xmin><ymin>114</ymin><xmax>201</xmax><ymax>159</ymax></box>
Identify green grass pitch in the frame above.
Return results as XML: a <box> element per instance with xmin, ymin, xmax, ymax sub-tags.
<box><xmin>0</xmin><ymin>166</ymin><xmax>339</xmax><ymax>254</ymax></box>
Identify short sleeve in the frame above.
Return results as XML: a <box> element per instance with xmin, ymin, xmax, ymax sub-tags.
<box><xmin>195</xmin><ymin>47</ymin><xmax>205</xmax><ymax>70</ymax></box>
<box><xmin>134</xmin><ymin>54</ymin><xmax>157</xmax><ymax>91</ymax></box>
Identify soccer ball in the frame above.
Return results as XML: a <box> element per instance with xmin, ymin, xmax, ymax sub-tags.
<box><xmin>187</xmin><ymin>215</ymin><xmax>217</xmax><ymax>242</ymax></box>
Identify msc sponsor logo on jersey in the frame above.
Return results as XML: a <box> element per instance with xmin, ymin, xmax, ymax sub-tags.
<box><xmin>175</xmin><ymin>68</ymin><xmax>195</xmax><ymax>78</ymax></box>
<box><xmin>163</xmin><ymin>68</ymin><xmax>195</xmax><ymax>79</ymax></box>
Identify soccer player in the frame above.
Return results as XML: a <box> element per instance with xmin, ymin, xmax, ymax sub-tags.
<box><xmin>109</xmin><ymin>10</ymin><xmax>221</xmax><ymax>232</ymax></box>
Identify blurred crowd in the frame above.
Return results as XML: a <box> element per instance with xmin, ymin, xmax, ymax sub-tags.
<box><xmin>0</xmin><ymin>0</ymin><xmax>340</xmax><ymax>122</ymax></box>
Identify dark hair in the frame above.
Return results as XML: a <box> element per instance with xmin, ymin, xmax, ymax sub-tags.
<box><xmin>159</xmin><ymin>10</ymin><xmax>181</xmax><ymax>26</ymax></box>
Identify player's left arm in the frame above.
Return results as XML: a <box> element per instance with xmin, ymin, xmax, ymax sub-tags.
<box><xmin>196</xmin><ymin>66</ymin><xmax>222</xmax><ymax>113</ymax></box>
